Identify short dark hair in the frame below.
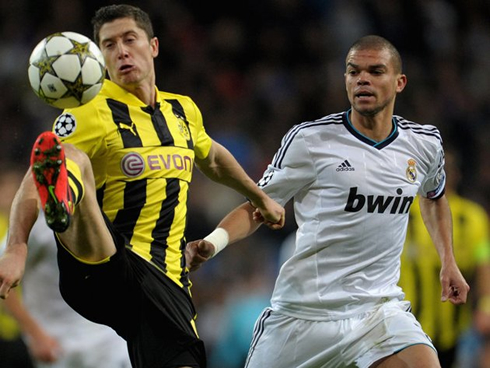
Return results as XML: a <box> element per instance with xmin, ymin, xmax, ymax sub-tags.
<box><xmin>92</xmin><ymin>4</ymin><xmax>154</xmax><ymax>45</ymax></box>
<box><xmin>347</xmin><ymin>35</ymin><xmax>403</xmax><ymax>73</ymax></box>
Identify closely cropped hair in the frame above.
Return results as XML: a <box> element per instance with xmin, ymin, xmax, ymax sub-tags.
<box><xmin>92</xmin><ymin>4</ymin><xmax>154</xmax><ymax>45</ymax></box>
<box><xmin>348</xmin><ymin>35</ymin><xmax>403</xmax><ymax>73</ymax></box>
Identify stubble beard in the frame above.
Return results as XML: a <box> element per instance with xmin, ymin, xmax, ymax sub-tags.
<box><xmin>352</xmin><ymin>96</ymin><xmax>393</xmax><ymax>118</ymax></box>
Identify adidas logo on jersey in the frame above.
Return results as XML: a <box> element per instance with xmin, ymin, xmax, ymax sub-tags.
<box><xmin>336</xmin><ymin>160</ymin><xmax>355</xmax><ymax>171</ymax></box>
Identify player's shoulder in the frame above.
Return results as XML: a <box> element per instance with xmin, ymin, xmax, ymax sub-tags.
<box><xmin>284</xmin><ymin>112</ymin><xmax>345</xmax><ymax>140</ymax></box>
<box><xmin>53</xmin><ymin>87</ymin><xmax>110</xmax><ymax>137</ymax></box>
<box><xmin>394</xmin><ymin>115</ymin><xmax>442</xmax><ymax>144</ymax></box>
<box><xmin>158</xmin><ymin>90</ymin><xmax>201</xmax><ymax>121</ymax></box>
<box><xmin>159</xmin><ymin>90</ymin><xmax>196</xmax><ymax>108</ymax></box>
<box><xmin>159</xmin><ymin>89</ymin><xmax>191</xmax><ymax>101</ymax></box>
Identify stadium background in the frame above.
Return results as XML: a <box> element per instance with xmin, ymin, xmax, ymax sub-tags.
<box><xmin>1</xmin><ymin>0</ymin><xmax>490</xmax><ymax>366</ymax></box>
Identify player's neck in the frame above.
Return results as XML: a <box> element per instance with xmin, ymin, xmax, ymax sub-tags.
<box><xmin>120</xmin><ymin>78</ymin><xmax>156</xmax><ymax>108</ymax></box>
<box><xmin>133</xmin><ymin>85</ymin><xmax>156</xmax><ymax>108</ymax></box>
<box><xmin>349</xmin><ymin>109</ymin><xmax>394</xmax><ymax>143</ymax></box>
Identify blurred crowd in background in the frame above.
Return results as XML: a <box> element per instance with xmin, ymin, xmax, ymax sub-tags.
<box><xmin>1</xmin><ymin>0</ymin><xmax>490</xmax><ymax>367</ymax></box>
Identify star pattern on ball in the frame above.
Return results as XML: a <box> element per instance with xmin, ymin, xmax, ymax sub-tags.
<box><xmin>32</xmin><ymin>50</ymin><xmax>60</xmax><ymax>80</ymax></box>
<box><xmin>62</xmin><ymin>73</ymin><xmax>85</xmax><ymax>102</ymax></box>
<box><xmin>36</xmin><ymin>86</ymin><xmax>58</xmax><ymax>105</ymax></box>
<box><xmin>67</xmin><ymin>39</ymin><xmax>92</xmax><ymax>64</ymax></box>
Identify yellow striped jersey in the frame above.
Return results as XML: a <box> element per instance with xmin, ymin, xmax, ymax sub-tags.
<box><xmin>52</xmin><ymin>80</ymin><xmax>212</xmax><ymax>291</ymax></box>
<box><xmin>399</xmin><ymin>193</ymin><xmax>490</xmax><ymax>350</ymax></box>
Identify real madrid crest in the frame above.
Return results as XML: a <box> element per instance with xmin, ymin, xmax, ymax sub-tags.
<box><xmin>406</xmin><ymin>158</ymin><xmax>417</xmax><ymax>183</ymax></box>
<box><xmin>175</xmin><ymin>113</ymin><xmax>191</xmax><ymax>141</ymax></box>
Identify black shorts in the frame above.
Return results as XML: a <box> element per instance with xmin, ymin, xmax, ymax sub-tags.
<box><xmin>55</xmin><ymin>218</ymin><xmax>206</xmax><ymax>368</ymax></box>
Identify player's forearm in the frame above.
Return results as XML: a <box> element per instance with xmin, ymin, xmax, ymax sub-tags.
<box><xmin>197</xmin><ymin>141</ymin><xmax>266</xmax><ymax>204</ymax></box>
<box><xmin>419</xmin><ymin>195</ymin><xmax>455</xmax><ymax>263</ymax></box>
<box><xmin>7</xmin><ymin>170</ymin><xmax>40</xmax><ymax>249</ymax></box>
<box><xmin>194</xmin><ymin>202</ymin><xmax>260</xmax><ymax>260</ymax></box>
<box><xmin>0</xmin><ymin>172</ymin><xmax>38</xmax><ymax>299</ymax></box>
<box><xmin>217</xmin><ymin>202</ymin><xmax>261</xmax><ymax>245</ymax></box>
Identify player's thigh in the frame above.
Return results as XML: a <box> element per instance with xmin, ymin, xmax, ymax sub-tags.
<box><xmin>245</xmin><ymin>308</ymin><xmax>343</xmax><ymax>368</ymax></box>
<box><xmin>58</xmin><ymin>148</ymin><xmax>116</xmax><ymax>260</ymax></box>
<box><xmin>354</xmin><ymin>300</ymin><xmax>437</xmax><ymax>367</ymax></box>
<box><xmin>371</xmin><ymin>344</ymin><xmax>441</xmax><ymax>368</ymax></box>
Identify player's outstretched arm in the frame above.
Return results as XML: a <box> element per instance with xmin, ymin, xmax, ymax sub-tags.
<box><xmin>195</xmin><ymin>140</ymin><xmax>285</xmax><ymax>229</ymax></box>
<box><xmin>186</xmin><ymin>202</ymin><xmax>262</xmax><ymax>272</ymax></box>
<box><xmin>419</xmin><ymin>194</ymin><xmax>470</xmax><ymax>305</ymax></box>
<box><xmin>0</xmin><ymin>170</ymin><xmax>40</xmax><ymax>299</ymax></box>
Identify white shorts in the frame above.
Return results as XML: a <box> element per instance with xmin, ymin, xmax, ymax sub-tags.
<box><xmin>245</xmin><ymin>300</ymin><xmax>436</xmax><ymax>368</ymax></box>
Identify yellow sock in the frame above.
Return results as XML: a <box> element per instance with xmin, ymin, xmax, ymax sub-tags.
<box><xmin>66</xmin><ymin>158</ymin><xmax>85</xmax><ymax>210</ymax></box>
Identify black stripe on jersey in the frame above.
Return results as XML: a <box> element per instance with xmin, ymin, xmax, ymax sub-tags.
<box><xmin>142</xmin><ymin>103</ymin><xmax>175</xmax><ymax>146</ymax></box>
<box><xmin>178</xmin><ymin>238</ymin><xmax>191</xmax><ymax>293</ymax></box>
<box><xmin>272</xmin><ymin>113</ymin><xmax>343</xmax><ymax>169</ymax></box>
<box><xmin>395</xmin><ymin>117</ymin><xmax>443</xmax><ymax>144</ymax></box>
<box><xmin>165</xmin><ymin>99</ymin><xmax>195</xmax><ymax>150</ymax></box>
<box><xmin>112</xmin><ymin>179</ymin><xmax>147</xmax><ymax>245</ymax></box>
<box><xmin>149</xmin><ymin>178</ymin><xmax>181</xmax><ymax>273</ymax></box>
<box><xmin>107</xmin><ymin>99</ymin><xmax>143</xmax><ymax>148</ymax></box>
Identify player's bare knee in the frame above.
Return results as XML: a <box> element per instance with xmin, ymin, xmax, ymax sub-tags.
<box><xmin>64</xmin><ymin>143</ymin><xmax>89</xmax><ymax>164</ymax></box>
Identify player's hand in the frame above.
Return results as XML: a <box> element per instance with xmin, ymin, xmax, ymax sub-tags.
<box><xmin>251</xmin><ymin>197</ymin><xmax>285</xmax><ymax>230</ymax></box>
<box><xmin>0</xmin><ymin>243</ymin><xmax>28</xmax><ymax>299</ymax></box>
<box><xmin>440</xmin><ymin>263</ymin><xmax>470</xmax><ymax>305</ymax></box>
<box><xmin>185</xmin><ymin>239</ymin><xmax>215</xmax><ymax>272</ymax></box>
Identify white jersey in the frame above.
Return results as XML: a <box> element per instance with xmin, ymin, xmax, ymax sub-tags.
<box><xmin>259</xmin><ymin>111</ymin><xmax>445</xmax><ymax>321</ymax></box>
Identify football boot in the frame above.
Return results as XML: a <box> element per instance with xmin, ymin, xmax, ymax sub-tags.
<box><xmin>31</xmin><ymin>131</ymin><xmax>73</xmax><ymax>232</ymax></box>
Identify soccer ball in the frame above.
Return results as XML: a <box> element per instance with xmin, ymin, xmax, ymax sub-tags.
<box><xmin>28</xmin><ymin>31</ymin><xmax>105</xmax><ymax>109</ymax></box>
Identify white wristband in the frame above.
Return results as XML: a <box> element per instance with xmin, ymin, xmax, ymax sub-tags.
<box><xmin>204</xmin><ymin>228</ymin><xmax>229</xmax><ymax>257</ymax></box>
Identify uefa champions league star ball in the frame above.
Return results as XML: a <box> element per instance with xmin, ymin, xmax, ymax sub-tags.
<box><xmin>28</xmin><ymin>31</ymin><xmax>105</xmax><ymax>109</ymax></box>
<box><xmin>54</xmin><ymin>113</ymin><xmax>77</xmax><ymax>137</ymax></box>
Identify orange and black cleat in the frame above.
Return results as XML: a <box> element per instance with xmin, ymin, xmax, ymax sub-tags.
<box><xmin>31</xmin><ymin>131</ymin><xmax>73</xmax><ymax>232</ymax></box>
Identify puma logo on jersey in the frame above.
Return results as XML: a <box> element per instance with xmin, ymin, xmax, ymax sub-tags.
<box><xmin>118</xmin><ymin>121</ymin><xmax>137</xmax><ymax>136</ymax></box>
<box><xmin>344</xmin><ymin>187</ymin><xmax>414</xmax><ymax>214</ymax></box>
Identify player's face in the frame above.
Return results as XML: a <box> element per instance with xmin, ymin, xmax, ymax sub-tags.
<box><xmin>98</xmin><ymin>17</ymin><xmax>159</xmax><ymax>89</ymax></box>
<box><xmin>344</xmin><ymin>48</ymin><xmax>406</xmax><ymax>117</ymax></box>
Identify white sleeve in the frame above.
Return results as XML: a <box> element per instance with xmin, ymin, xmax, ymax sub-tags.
<box><xmin>419</xmin><ymin>144</ymin><xmax>446</xmax><ymax>199</ymax></box>
<box><xmin>258</xmin><ymin>128</ymin><xmax>315</xmax><ymax>206</ymax></box>
<box><xmin>25</xmin><ymin>215</ymin><xmax>56</xmax><ymax>267</ymax></box>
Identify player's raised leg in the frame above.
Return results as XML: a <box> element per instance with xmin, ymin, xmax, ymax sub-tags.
<box><xmin>31</xmin><ymin>131</ymin><xmax>116</xmax><ymax>262</ymax></box>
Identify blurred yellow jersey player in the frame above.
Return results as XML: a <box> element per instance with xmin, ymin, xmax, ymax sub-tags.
<box><xmin>399</xmin><ymin>150</ymin><xmax>490</xmax><ymax>367</ymax></box>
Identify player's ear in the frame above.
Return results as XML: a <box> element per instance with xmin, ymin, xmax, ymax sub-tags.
<box><xmin>150</xmin><ymin>37</ymin><xmax>159</xmax><ymax>58</ymax></box>
<box><xmin>396</xmin><ymin>74</ymin><xmax>407</xmax><ymax>93</ymax></box>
